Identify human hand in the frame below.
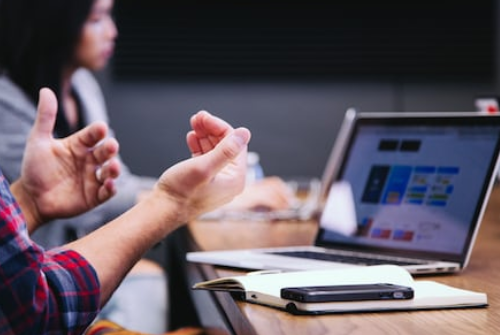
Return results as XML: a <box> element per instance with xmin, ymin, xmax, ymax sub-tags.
<box><xmin>223</xmin><ymin>176</ymin><xmax>293</xmax><ymax>211</ymax></box>
<box><xmin>11</xmin><ymin>88</ymin><xmax>120</xmax><ymax>230</ymax></box>
<box><xmin>153</xmin><ymin>111</ymin><xmax>251</xmax><ymax>223</ymax></box>
<box><xmin>66</xmin><ymin>112</ymin><xmax>248</xmax><ymax>301</ymax></box>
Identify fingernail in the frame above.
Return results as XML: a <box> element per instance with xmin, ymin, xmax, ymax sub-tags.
<box><xmin>232</xmin><ymin>128</ymin><xmax>251</xmax><ymax>147</ymax></box>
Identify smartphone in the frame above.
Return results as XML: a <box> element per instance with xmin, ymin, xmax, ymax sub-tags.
<box><xmin>280</xmin><ymin>283</ymin><xmax>414</xmax><ymax>303</ymax></box>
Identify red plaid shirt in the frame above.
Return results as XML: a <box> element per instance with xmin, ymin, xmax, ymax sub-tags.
<box><xmin>0</xmin><ymin>171</ymin><xmax>101</xmax><ymax>335</ymax></box>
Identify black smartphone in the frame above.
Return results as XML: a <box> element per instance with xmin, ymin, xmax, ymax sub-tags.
<box><xmin>280</xmin><ymin>283</ymin><xmax>414</xmax><ymax>303</ymax></box>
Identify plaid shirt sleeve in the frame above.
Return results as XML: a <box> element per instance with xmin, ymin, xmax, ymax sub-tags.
<box><xmin>0</xmin><ymin>171</ymin><xmax>101</xmax><ymax>335</ymax></box>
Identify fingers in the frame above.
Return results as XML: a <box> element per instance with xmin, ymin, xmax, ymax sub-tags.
<box><xmin>94</xmin><ymin>161</ymin><xmax>120</xmax><ymax>203</ymax></box>
<box><xmin>254</xmin><ymin>177</ymin><xmax>294</xmax><ymax>209</ymax></box>
<box><xmin>188</xmin><ymin>111</ymin><xmax>234</xmax><ymax>155</ymax></box>
<box><xmin>31</xmin><ymin>88</ymin><xmax>58</xmax><ymax>140</ymax></box>
<box><xmin>197</xmin><ymin>127</ymin><xmax>251</xmax><ymax>177</ymax></box>
<box><xmin>95</xmin><ymin>159</ymin><xmax>121</xmax><ymax>184</ymax></box>
<box><xmin>91</xmin><ymin>136</ymin><xmax>120</xmax><ymax>166</ymax></box>
<box><xmin>190</xmin><ymin>110</ymin><xmax>233</xmax><ymax>137</ymax></box>
<box><xmin>71</xmin><ymin>119</ymin><xmax>120</xmax><ymax>205</ymax></box>
<box><xmin>72</xmin><ymin>121</ymin><xmax>111</xmax><ymax>151</ymax></box>
<box><xmin>186</xmin><ymin>130</ymin><xmax>202</xmax><ymax>156</ymax></box>
<box><xmin>97</xmin><ymin>178</ymin><xmax>118</xmax><ymax>203</ymax></box>
<box><xmin>94</xmin><ymin>145</ymin><xmax>121</xmax><ymax>203</ymax></box>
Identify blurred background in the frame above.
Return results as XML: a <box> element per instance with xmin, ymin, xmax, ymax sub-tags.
<box><xmin>97</xmin><ymin>0</ymin><xmax>500</xmax><ymax>180</ymax></box>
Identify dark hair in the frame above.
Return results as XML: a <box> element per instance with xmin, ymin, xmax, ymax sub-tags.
<box><xmin>0</xmin><ymin>0</ymin><xmax>94</xmax><ymax>135</ymax></box>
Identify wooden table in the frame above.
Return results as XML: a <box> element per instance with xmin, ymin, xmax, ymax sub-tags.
<box><xmin>173</xmin><ymin>186</ymin><xmax>500</xmax><ymax>335</ymax></box>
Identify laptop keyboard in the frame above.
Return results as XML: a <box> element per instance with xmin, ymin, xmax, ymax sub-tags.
<box><xmin>269</xmin><ymin>250</ymin><xmax>425</xmax><ymax>266</ymax></box>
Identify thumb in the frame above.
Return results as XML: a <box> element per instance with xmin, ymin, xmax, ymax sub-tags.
<box><xmin>31</xmin><ymin>88</ymin><xmax>58</xmax><ymax>140</ymax></box>
<box><xmin>200</xmin><ymin>127</ymin><xmax>251</xmax><ymax>174</ymax></box>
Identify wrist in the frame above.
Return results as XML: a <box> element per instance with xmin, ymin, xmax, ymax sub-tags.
<box><xmin>134</xmin><ymin>188</ymin><xmax>189</xmax><ymax>238</ymax></box>
<box><xmin>10</xmin><ymin>180</ymin><xmax>43</xmax><ymax>233</ymax></box>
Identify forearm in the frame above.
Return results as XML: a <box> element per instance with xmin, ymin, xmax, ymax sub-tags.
<box><xmin>65</xmin><ymin>191</ymin><xmax>184</xmax><ymax>304</ymax></box>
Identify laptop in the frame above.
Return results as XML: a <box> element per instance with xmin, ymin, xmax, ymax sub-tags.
<box><xmin>187</xmin><ymin>109</ymin><xmax>500</xmax><ymax>274</ymax></box>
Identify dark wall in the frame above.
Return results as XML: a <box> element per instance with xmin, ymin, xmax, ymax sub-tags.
<box><xmin>112</xmin><ymin>1</ymin><xmax>495</xmax><ymax>82</ymax></box>
<box><xmin>98</xmin><ymin>1</ymin><xmax>500</xmax><ymax>180</ymax></box>
<box><xmin>99</xmin><ymin>77</ymin><xmax>497</xmax><ymax>180</ymax></box>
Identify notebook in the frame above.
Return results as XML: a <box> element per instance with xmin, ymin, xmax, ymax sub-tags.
<box><xmin>187</xmin><ymin>109</ymin><xmax>500</xmax><ymax>274</ymax></box>
<box><xmin>192</xmin><ymin>265</ymin><xmax>488</xmax><ymax>314</ymax></box>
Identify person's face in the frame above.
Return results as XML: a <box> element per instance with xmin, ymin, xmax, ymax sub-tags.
<box><xmin>73</xmin><ymin>0</ymin><xmax>117</xmax><ymax>71</ymax></box>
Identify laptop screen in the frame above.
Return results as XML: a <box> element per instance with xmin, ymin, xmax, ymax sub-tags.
<box><xmin>317</xmin><ymin>112</ymin><xmax>500</xmax><ymax>263</ymax></box>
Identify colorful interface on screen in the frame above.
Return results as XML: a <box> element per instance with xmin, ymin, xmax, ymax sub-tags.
<box><xmin>320</xmin><ymin>122</ymin><xmax>499</xmax><ymax>255</ymax></box>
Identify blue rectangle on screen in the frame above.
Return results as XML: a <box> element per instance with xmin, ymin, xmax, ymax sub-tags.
<box><xmin>382</xmin><ymin>166</ymin><xmax>412</xmax><ymax>204</ymax></box>
<box><xmin>438</xmin><ymin>167</ymin><xmax>460</xmax><ymax>174</ymax></box>
<box><xmin>414</xmin><ymin>166</ymin><xmax>436</xmax><ymax>174</ymax></box>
